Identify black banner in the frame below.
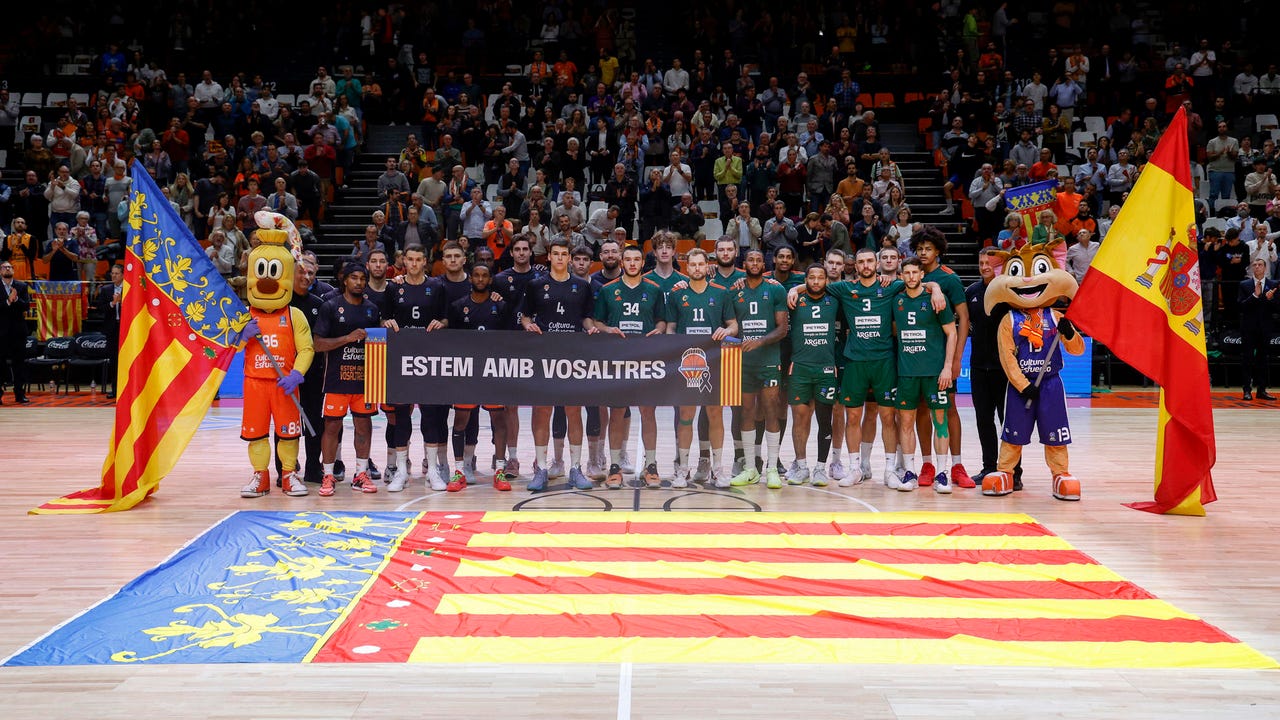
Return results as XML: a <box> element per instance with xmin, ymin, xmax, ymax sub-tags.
<box><xmin>366</xmin><ymin>329</ymin><xmax>743</xmax><ymax>406</ymax></box>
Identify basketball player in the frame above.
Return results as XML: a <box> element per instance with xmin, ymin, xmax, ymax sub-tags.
<box><xmin>728</xmin><ymin>250</ymin><xmax>790</xmax><ymax>489</ymax></box>
<box><xmin>786</xmin><ymin>263</ymin><xmax>841</xmax><ymax>485</ymax></box>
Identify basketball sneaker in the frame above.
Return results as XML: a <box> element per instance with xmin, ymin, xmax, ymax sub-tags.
<box><xmin>642</xmin><ymin>463</ymin><xmax>661</xmax><ymax>488</ymax></box>
<box><xmin>787</xmin><ymin>462</ymin><xmax>809</xmax><ymax>485</ymax></box>
<box><xmin>351</xmin><ymin>471</ymin><xmax>378</xmax><ymax>493</ymax></box>
<box><xmin>897</xmin><ymin>471</ymin><xmax>919</xmax><ymax>492</ymax></box>
<box><xmin>493</xmin><ymin>469</ymin><xmax>512</xmax><ymax>491</ymax></box>
<box><xmin>548</xmin><ymin>459</ymin><xmax>566</xmax><ymax>478</ymax></box>
<box><xmin>386</xmin><ymin>465</ymin><xmax>408</xmax><ymax>492</ymax></box>
<box><xmin>319</xmin><ymin>474</ymin><xmax>337</xmax><ymax>497</ymax></box>
<box><xmin>333</xmin><ymin>460</ymin><xmax>346</xmax><ymax>482</ymax></box>
<box><xmin>446</xmin><ymin>470</ymin><xmax>466</xmax><ymax>492</ymax></box>
<box><xmin>765</xmin><ymin>467</ymin><xmax>783</xmax><ymax>489</ymax></box>
<box><xmin>428</xmin><ymin>469</ymin><xmax>448</xmax><ymax>491</ymax></box>
<box><xmin>504</xmin><ymin>457</ymin><xmax>521</xmax><ymax>479</ymax></box>
<box><xmin>671</xmin><ymin>465</ymin><xmax>691</xmax><ymax>488</ymax></box>
<box><xmin>605</xmin><ymin>464</ymin><xmax>624</xmax><ymax>489</ymax></box>
<box><xmin>569</xmin><ymin>466</ymin><xmax>594</xmax><ymax>490</ymax></box>
<box><xmin>711</xmin><ymin>466</ymin><xmax>731</xmax><ymax>489</ymax></box>
<box><xmin>934</xmin><ymin>470</ymin><xmax>952</xmax><ymax>494</ymax></box>
<box><xmin>730</xmin><ymin>467</ymin><xmax>760</xmax><ymax>486</ymax></box>
<box><xmin>829</xmin><ymin>459</ymin><xmax>847</xmax><ymax>482</ymax></box>
<box><xmin>586</xmin><ymin>457</ymin><xmax>607</xmax><ymax>481</ymax></box>
<box><xmin>367</xmin><ymin>460</ymin><xmax>381</xmax><ymax>481</ymax></box>
<box><xmin>620</xmin><ymin>450</ymin><xmax>636</xmax><ymax>475</ymax></box>
<box><xmin>951</xmin><ymin>463</ymin><xmax>975</xmax><ymax>489</ymax></box>
<box><xmin>811</xmin><ymin>465</ymin><xmax>829</xmax><ymax>487</ymax></box>
<box><xmin>918</xmin><ymin>462</ymin><xmax>936</xmax><ymax>487</ymax></box>
<box><xmin>528</xmin><ymin>466</ymin><xmax>549</xmax><ymax>492</ymax></box>
<box><xmin>694</xmin><ymin>456</ymin><xmax>712</xmax><ymax>482</ymax></box>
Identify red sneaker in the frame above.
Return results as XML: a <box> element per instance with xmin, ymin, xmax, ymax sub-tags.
<box><xmin>240</xmin><ymin>470</ymin><xmax>271</xmax><ymax>498</ymax></box>
<box><xmin>951</xmin><ymin>463</ymin><xmax>975</xmax><ymax>489</ymax></box>
<box><xmin>319</xmin><ymin>474</ymin><xmax>336</xmax><ymax>497</ymax></box>
<box><xmin>446</xmin><ymin>470</ymin><xmax>466</xmax><ymax>492</ymax></box>
<box><xmin>918</xmin><ymin>462</ymin><xmax>936</xmax><ymax>487</ymax></box>
<box><xmin>351</xmin><ymin>471</ymin><xmax>378</xmax><ymax>493</ymax></box>
<box><xmin>493</xmin><ymin>469</ymin><xmax>512</xmax><ymax>491</ymax></box>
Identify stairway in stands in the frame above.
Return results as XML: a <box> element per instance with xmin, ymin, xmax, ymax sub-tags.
<box><xmin>311</xmin><ymin>125</ymin><xmax>409</xmax><ymax>279</ymax></box>
<box><xmin>879</xmin><ymin>123</ymin><xmax>978</xmax><ymax>282</ymax></box>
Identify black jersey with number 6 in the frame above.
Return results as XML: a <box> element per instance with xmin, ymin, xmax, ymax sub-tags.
<box><xmin>382</xmin><ymin>278</ymin><xmax>447</xmax><ymax>328</ymax></box>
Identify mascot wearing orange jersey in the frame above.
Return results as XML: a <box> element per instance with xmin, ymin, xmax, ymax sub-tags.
<box><xmin>238</xmin><ymin>211</ymin><xmax>315</xmax><ymax>498</ymax></box>
<box><xmin>982</xmin><ymin>237</ymin><xmax>1086</xmax><ymax>501</ymax></box>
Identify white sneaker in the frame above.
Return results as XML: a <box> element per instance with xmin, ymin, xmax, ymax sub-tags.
<box><xmin>387</xmin><ymin>465</ymin><xmax>408</xmax><ymax>492</ymax></box>
<box><xmin>860</xmin><ymin>461</ymin><xmax>873</xmax><ymax>483</ymax></box>
<box><xmin>829</xmin><ymin>459</ymin><xmax>847</xmax><ymax>482</ymax></box>
<box><xmin>671</xmin><ymin>466</ymin><xmax>691</xmax><ymax>488</ymax></box>
<box><xmin>586</xmin><ymin>459</ymin><xmax>606</xmax><ymax>480</ymax></box>
<box><xmin>883</xmin><ymin>465</ymin><xmax>898</xmax><ymax>487</ymax></box>
<box><xmin>811</xmin><ymin>465</ymin><xmax>829</xmax><ymax>487</ymax></box>
<box><xmin>787</xmin><ymin>464</ymin><xmax>809</xmax><ymax>485</ymax></box>
<box><xmin>693</xmin><ymin>457</ymin><xmax>711</xmax><ymax>482</ymax></box>
<box><xmin>619</xmin><ymin>450</ymin><xmax>636</xmax><ymax>475</ymax></box>
<box><xmin>428</xmin><ymin>470</ymin><xmax>448</xmax><ymax>491</ymax></box>
<box><xmin>711</xmin><ymin>467</ymin><xmax>730</xmax><ymax>489</ymax></box>
<box><xmin>548</xmin><ymin>459</ymin><xmax>566</xmax><ymax>478</ymax></box>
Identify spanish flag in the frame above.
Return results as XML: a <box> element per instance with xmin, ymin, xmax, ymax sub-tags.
<box><xmin>32</xmin><ymin>163</ymin><xmax>249</xmax><ymax>514</ymax></box>
<box><xmin>1066</xmin><ymin>107</ymin><xmax>1216</xmax><ymax>516</ymax></box>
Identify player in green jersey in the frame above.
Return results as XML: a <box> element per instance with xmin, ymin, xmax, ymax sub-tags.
<box><xmin>911</xmin><ymin>227</ymin><xmax>974</xmax><ymax>490</ymax></box>
<box><xmin>594</xmin><ymin>245</ymin><xmax>668</xmax><ymax>488</ymax></box>
<box><xmin>728</xmin><ymin>250</ymin><xmax>791</xmax><ymax>489</ymax></box>
<box><xmin>643</xmin><ymin>232</ymin><xmax>688</xmax><ymax>301</ymax></box>
<box><xmin>786</xmin><ymin>263</ymin><xmax>842</xmax><ymax>486</ymax></box>
<box><xmin>769</xmin><ymin>246</ymin><xmax>806</xmax><ymax>288</ymax></box>
<box><xmin>822</xmin><ymin>249</ymin><xmax>850</xmax><ymax>480</ymax></box>
<box><xmin>892</xmin><ymin>257</ymin><xmax>957</xmax><ymax>493</ymax></box>
<box><xmin>665</xmin><ymin>247</ymin><xmax>738</xmax><ymax>488</ymax></box>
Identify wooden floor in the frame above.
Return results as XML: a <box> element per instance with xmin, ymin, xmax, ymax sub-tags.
<box><xmin>1</xmin><ymin>401</ymin><xmax>1278</xmax><ymax>719</ymax></box>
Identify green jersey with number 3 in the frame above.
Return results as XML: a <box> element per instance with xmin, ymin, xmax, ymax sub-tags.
<box><xmin>893</xmin><ymin>290</ymin><xmax>955</xmax><ymax>377</ymax></box>
<box><xmin>827</xmin><ymin>279</ymin><xmax>905</xmax><ymax>362</ymax></box>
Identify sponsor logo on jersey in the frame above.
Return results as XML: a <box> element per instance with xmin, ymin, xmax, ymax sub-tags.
<box><xmin>741</xmin><ymin>319</ymin><xmax>767</xmax><ymax>331</ymax></box>
<box><xmin>900</xmin><ymin>329</ymin><xmax>926</xmax><ymax>341</ymax></box>
<box><xmin>802</xmin><ymin>322</ymin><xmax>829</xmax><ymax>333</ymax></box>
<box><xmin>855</xmin><ymin>315</ymin><xmax>880</xmax><ymax>328</ymax></box>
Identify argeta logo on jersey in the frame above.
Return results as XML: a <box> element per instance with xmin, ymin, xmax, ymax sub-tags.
<box><xmin>678</xmin><ymin>348</ymin><xmax>713</xmax><ymax>393</ymax></box>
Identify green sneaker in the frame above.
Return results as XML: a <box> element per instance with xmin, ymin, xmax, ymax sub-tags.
<box><xmin>729</xmin><ymin>468</ymin><xmax>760</xmax><ymax>486</ymax></box>
<box><xmin>765</xmin><ymin>468</ymin><xmax>783</xmax><ymax>489</ymax></box>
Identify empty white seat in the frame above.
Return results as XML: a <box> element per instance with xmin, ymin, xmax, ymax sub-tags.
<box><xmin>44</xmin><ymin>93</ymin><xmax>68</xmax><ymax>108</ymax></box>
<box><xmin>20</xmin><ymin>92</ymin><xmax>41</xmax><ymax>107</ymax></box>
<box><xmin>275</xmin><ymin>93</ymin><xmax>296</xmax><ymax>107</ymax></box>
<box><xmin>1256</xmin><ymin>114</ymin><xmax>1279</xmax><ymax>132</ymax></box>
<box><xmin>698</xmin><ymin>199</ymin><xmax>720</xmax><ymax>219</ymax></box>
<box><xmin>1082</xmin><ymin>116</ymin><xmax>1106</xmax><ymax>135</ymax></box>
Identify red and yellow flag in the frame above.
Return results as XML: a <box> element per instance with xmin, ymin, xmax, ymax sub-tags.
<box><xmin>1066</xmin><ymin>107</ymin><xmax>1216</xmax><ymax>516</ymax></box>
<box><xmin>31</xmin><ymin>162</ymin><xmax>249</xmax><ymax>514</ymax></box>
<box><xmin>30</xmin><ymin>280</ymin><xmax>87</xmax><ymax>340</ymax></box>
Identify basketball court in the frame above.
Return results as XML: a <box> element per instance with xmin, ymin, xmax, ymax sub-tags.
<box><xmin>1</xmin><ymin>398</ymin><xmax>1278</xmax><ymax>718</ymax></box>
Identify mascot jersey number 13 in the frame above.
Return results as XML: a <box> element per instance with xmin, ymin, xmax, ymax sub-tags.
<box><xmin>983</xmin><ymin>237</ymin><xmax>1085</xmax><ymax>501</ymax></box>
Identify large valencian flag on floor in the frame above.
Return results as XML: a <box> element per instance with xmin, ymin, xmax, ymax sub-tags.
<box><xmin>30</xmin><ymin>162</ymin><xmax>249</xmax><ymax>514</ymax></box>
<box><xmin>1067</xmin><ymin>106</ymin><xmax>1217</xmax><ymax>516</ymax></box>
<box><xmin>4</xmin><ymin>511</ymin><xmax>1275</xmax><ymax>669</ymax></box>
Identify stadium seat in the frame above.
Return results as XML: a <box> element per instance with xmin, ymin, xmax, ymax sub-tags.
<box><xmin>67</xmin><ymin>333</ymin><xmax>111</xmax><ymax>391</ymax></box>
<box><xmin>26</xmin><ymin>336</ymin><xmax>73</xmax><ymax>394</ymax></box>
<box><xmin>1202</xmin><ymin>217</ymin><xmax>1228</xmax><ymax>234</ymax></box>
<box><xmin>19</xmin><ymin>92</ymin><xmax>42</xmax><ymax>108</ymax></box>
<box><xmin>1082</xmin><ymin>116</ymin><xmax>1106</xmax><ymax>135</ymax></box>
<box><xmin>873</xmin><ymin>93</ymin><xmax>895</xmax><ymax>108</ymax></box>
<box><xmin>44</xmin><ymin>93</ymin><xmax>68</xmax><ymax>108</ymax></box>
<box><xmin>1256</xmin><ymin>114</ymin><xmax>1279</xmax><ymax>132</ymax></box>
<box><xmin>275</xmin><ymin>94</ymin><xmax>295</xmax><ymax>108</ymax></box>
<box><xmin>698</xmin><ymin>199</ymin><xmax>719</xmax><ymax>219</ymax></box>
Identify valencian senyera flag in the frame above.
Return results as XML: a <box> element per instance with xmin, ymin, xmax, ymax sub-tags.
<box><xmin>1005</xmin><ymin>179</ymin><xmax>1059</xmax><ymax>235</ymax></box>
<box><xmin>1066</xmin><ymin>107</ymin><xmax>1216</xmax><ymax>516</ymax></box>
<box><xmin>30</xmin><ymin>280</ymin><xmax>87</xmax><ymax>340</ymax></box>
<box><xmin>32</xmin><ymin>162</ymin><xmax>249</xmax><ymax>514</ymax></box>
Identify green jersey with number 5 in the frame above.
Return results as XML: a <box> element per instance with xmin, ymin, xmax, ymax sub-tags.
<box><xmin>893</xmin><ymin>291</ymin><xmax>955</xmax><ymax>377</ymax></box>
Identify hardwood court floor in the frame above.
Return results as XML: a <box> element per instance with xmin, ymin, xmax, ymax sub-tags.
<box><xmin>0</xmin><ymin>402</ymin><xmax>1278</xmax><ymax>719</ymax></box>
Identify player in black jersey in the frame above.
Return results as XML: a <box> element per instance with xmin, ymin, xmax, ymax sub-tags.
<box><xmin>521</xmin><ymin>238</ymin><xmax>599</xmax><ymax>491</ymax></box>
<box><xmin>584</xmin><ymin>238</ymin><xmax>624</xmax><ymax>476</ymax></box>
<box><xmin>493</xmin><ymin>235</ymin><xmax>542</xmax><ymax>478</ymax></box>
<box><xmin>381</xmin><ymin>244</ymin><xmax>449</xmax><ymax>491</ymax></box>
<box><xmin>433</xmin><ymin>242</ymin><xmax>487</xmax><ymax>484</ymax></box>
<box><xmin>313</xmin><ymin>263</ymin><xmax>383</xmax><ymax>497</ymax></box>
<box><xmin>444</xmin><ymin>263</ymin><xmax>513</xmax><ymax>491</ymax></box>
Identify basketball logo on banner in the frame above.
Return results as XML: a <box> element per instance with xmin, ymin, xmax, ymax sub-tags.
<box><xmin>678</xmin><ymin>348</ymin><xmax>712</xmax><ymax>392</ymax></box>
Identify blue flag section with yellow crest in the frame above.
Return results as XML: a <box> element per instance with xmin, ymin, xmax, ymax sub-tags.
<box><xmin>31</xmin><ymin>162</ymin><xmax>249</xmax><ymax>514</ymax></box>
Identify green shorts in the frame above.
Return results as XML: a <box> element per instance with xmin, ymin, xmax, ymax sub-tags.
<box><xmin>840</xmin><ymin>358</ymin><xmax>896</xmax><ymax>407</ymax></box>
<box><xmin>895</xmin><ymin>376</ymin><xmax>950</xmax><ymax>411</ymax></box>
<box><xmin>788</xmin><ymin>364</ymin><xmax>838</xmax><ymax>405</ymax></box>
<box><xmin>742</xmin><ymin>362</ymin><xmax>782</xmax><ymax>394</ymax></box>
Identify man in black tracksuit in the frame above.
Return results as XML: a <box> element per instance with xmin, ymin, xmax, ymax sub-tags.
<box><xmin>965</xmin><ymin>247</ymin><xmax>1023</xmax><ymax>489</ymax></box>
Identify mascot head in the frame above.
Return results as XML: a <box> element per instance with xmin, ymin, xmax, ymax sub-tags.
<box><xmin>984</xmin><ymin>237</ymin><xmax>1078</xmax><ymax>314</ymax></box>
<box><xmin>246</xmin><ymin>211</ymin><xmax>303</xmax><ymax>312</ymax></box>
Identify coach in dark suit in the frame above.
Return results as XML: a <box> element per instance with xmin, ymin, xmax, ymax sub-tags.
<box><xmin>0</xmin><ymin>259</ymin><xmax>31</xmax><ymax>403</ymax></box>
<box><xmin>91</xmin><ymin>263</ymin><xmax>124</xmax><ymax>398</ymax></box>
<box><xmin>1240</xmin><ymin>258</ymin><xmax>1279</xmax><ymax>400</ymax></box>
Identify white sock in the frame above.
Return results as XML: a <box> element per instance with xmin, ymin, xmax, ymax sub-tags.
<box><xmin>425</xmin><ymin>449</ymin><xmax>439</xmax><ymax>474</ymax></box>
<box><xmin>923</xmin><ymin>452</ymin><xmax>933</xmax><ymax>467</ymax></box>
<box><xmin>831</xmin><ymin>446</ymin><xmax>842</xmax><ymax>462</ymax></box>
<box><xmin>355</xmin><ymin>457</ymin><xmax>368</xmax><ymax>473</ymax></box>
<box><xmin>904</xmin><ymin>455</ymin><xmax>917</xmax><ymax>474</ymax></box>
<box><xmin>884</xmin><ymin>454</ymin><xmax>895</xmax><ymax>472</ymax></box>
<box><xmin>859</xmin><ymin>441</ymin><xmax>873</xmax><ymax>467</ymax></box>
<box><xmin>495</xmin><ymin>457</ymin><xmax>506</xmax><ymax>471</ymax></box>
<box><xmin>711</xmin><ymin>446</ymin><xmax>723</xmax><ymax>468</ymax></box>
<box><xmin>387</xmin><ymin>448</ymin><xmax>397</xmax><ymax>469</ymax></box>
<box><xmin>610</xmin><ymin>449</ymin><xmax>622</xmax><ymax>465</ymax></box>
<box><xmin>570</xmin><ymin>444</ymin><xmax>582</xmax><ymax>469</ymax></box>
<box><xmin>764</xmin><ymin>431</ymin><xmax>781</xmax><ymax>468</ymax></box>
<box><xmin>323</xmin><ymin>462</ymin><xmax>334</xmax><ymax>475</ymax></box>
<box><xmin>535</xmin><ymin>445</ymin><xmax>548</xmax><ymax>468</ymax></box>
<box><xmin>895</xmin><ymin>447</ymin><xmax>905</xmax><ymax>471</ymax></box>
<box><xmin>740</xmin><ymin>430</ymin><xmax>757</xmax><ymax>471</ymax></box>
<box><xmin>397</xmin><ymin>450</ymin><xmax>408</xmax><ymax>470</ymax></box>
<box><xmin>645</xmin><ymin>450</ymin><xmax>656</xmax><ymax>466</ymax></box>
<box><xmin>678</xmin><ymin>447</ymin><xmax>690</xmax><ymax>468</ymax></box>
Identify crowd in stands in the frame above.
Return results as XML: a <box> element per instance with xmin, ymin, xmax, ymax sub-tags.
<box><xmin>0</xmin><ymin>2</ymin><xmax>1277</xmax><ymax>336</ymax></box>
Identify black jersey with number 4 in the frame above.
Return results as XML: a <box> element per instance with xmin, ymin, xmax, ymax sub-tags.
<box><xmin>448</xmin><ymin>294</ymin><xmax>511</xmax><ymax>331</ymax></box>
<box><xmin>521</xmin><ymin>274</ymin><xmax>594</xmax><ymax>333</ymax></box>
<box><xmin>382</xmin><ymin>278</ymin><xmax>447</xmax><ymax>328</ymax></box>
<box><xmin>315</xmin><ymin>294</ymin><xmax>382</xmax><ymax>393</ymax></box>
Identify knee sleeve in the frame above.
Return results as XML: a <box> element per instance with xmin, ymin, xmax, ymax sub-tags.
<box><xmin>552</xmin><ymin>406</ymin><xmax>567</xmax><ymax>438</ymax></box>
<box><xmin>585</xmin><ymin>406</ymin><xmax>601</xmax><ymax>436</ymax></box>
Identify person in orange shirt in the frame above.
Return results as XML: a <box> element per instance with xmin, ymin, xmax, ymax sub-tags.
<box><xmin>1052</xmin><ymin>176</ymin><xmax>1082</xmax><ymax>236</ymax></box>
<box><xmin>1028</xmin><ymin>148</ymin><xmax>1057</xmax><ymax>181</ymax></box>
<box><xmin>482</xmin><ymin>205</ymin><xmax>515</xmax><ymax>260</ymax></box>
<box><xmin>553</xmin><ymin>50</ymin><xmax>578</xmax><ymax>87</ymax></box>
